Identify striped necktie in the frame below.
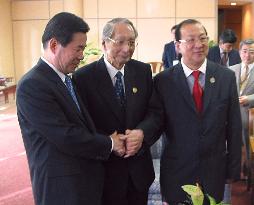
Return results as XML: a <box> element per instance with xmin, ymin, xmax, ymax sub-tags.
<box><xmin>65</xmin><ymin>75</ymin><xmax>80</xmax><ymax>111</ymax></box>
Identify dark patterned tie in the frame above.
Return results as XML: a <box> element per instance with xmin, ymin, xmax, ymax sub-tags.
<box><xmin>220</xmin><ymin>52</ymin><xmax>228</xmax><ymax>66</ymax></box>
<box><xmin>65</xmin><ymin>75</ymin><xmax>80</xmax><ymax>111</ymax></box>
<box><xmin>114</xmin><ymin>71</ymin><xmax>125</xmax><ymax>107</ymax></box>
<box><xmin>192</xmin><ymin>71</ymin><xmax>203</xmax><ymax>114</ymax></box>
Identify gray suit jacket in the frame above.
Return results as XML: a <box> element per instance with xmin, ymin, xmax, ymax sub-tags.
<box><xmin>230</xmin><ymin>63</ymin><xmax>254</xmax><ymax>134</ymax></box>
<box><xmin>138</xmin><ymin>60</ymin><xmax>242</xmax><ymax>203</ymax></box>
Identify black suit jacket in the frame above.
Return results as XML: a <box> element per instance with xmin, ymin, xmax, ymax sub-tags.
<box><xmin>73</xmin><ymin>58</ymin><xmax>155</xmax><ymax>194</ymax></box>
<box><xmin>207</xmin><ymin>46</ymin><xmax>241</xmax><ymax>66</ymax></box>
<box><xmin>162</xmin><ymin>41</ymin><xmax>178</xmax><ymax>69</ymax></box>
<box><xmin>16</xmin><ymin>59</ymin><xmax>112</xmax><ymax>205</ymax></box>
<box><xmin>138</xmin><ymin>60</ymin><xmax>242</xmax><ymax>203</ymax></box>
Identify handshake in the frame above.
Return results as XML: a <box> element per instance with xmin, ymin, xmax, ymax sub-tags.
<box><xmin>110</xmin><ymin>129</ymin><xmax>144</xmax><ymax>158</ymax></box>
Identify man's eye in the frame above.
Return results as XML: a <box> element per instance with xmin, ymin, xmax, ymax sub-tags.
<box><xmin>187</xmin><ymin>39</ymin><xmax>195</xmax><ymax>43</ymax></box>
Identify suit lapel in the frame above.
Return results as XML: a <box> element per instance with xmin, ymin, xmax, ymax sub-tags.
<box><xmin>202</xmin><ymin>61</ymin><xmax>217</xmax><ymax>114</ymax></box>
<box><xmin>242</xmin><ymin>67</ymin><xmax>254</xmax><ymax>94</ymax></box>
<box><xmin>95</xmin><ymin>59</ymin><xmax>125</xmax><ymax>123</ymax></box>
<box><xmin>38</xmin><ymin>59</ymin><xmax>94</xmax><ymax>131</ymax></box>
<box><xmin>124</xmin><ymin>64</ymin><xmax>136</xmax><ymax>125</ymax></box>
<box><xmin>175</xmin><ymin>64</ymin><xmax>196</xmax><ymax>113</ymax></box>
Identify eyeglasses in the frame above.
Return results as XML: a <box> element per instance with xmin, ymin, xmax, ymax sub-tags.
<box><xmin>179</xmin><ymin>36</ymin><xmax>209</xmax><ymax>46</ymax></box>
<box><xmin>107</xmin><ymin>37</ymin><xmax>138</xmax><ymax>48</ymax></box>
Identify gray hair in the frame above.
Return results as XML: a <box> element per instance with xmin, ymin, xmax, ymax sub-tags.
<box><xmin>102</xmin><ymin>18</ymin><xmax>138</xmax><ymax>41</ymax></box>
<box><xmin>240</xmin><ymin>39</ymin><xmax>254</xmax><ymax>50</ymax></box>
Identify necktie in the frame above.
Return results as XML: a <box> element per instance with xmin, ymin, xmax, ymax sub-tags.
<box><xmin>240</xmin><ymin>65</ymin><xmax>249</xmax><ymax>94</ymax></box>
<box><xmin>114</xmin><ymin>71</ymin><xmax>125</xmax><ymax>107</ymax></box>
<box><xmin>220</xmin><ymin>52</ymin><xmax>228</xmax><ymax>66</ymax></box>
<box><xmin>65</xmin><ymin>75</ymin><xmax>81</xmax><ymax>111</ymax></box>
<box><xmin>192</xmin><ymin>71</ymin><xmax>203</xmax><ymax>114</ymax></box>
<box><xmin>241</xmin><ymin>65</ymin><xmax>249</xmax><ymax>84</ymax></box>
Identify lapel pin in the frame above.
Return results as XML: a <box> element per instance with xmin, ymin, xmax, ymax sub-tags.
<box><xmin>132</xmin><ymin>87</ymin><xmax>138</xmax><ymax>93</ymax></box>
<box><xmin>210</xmin><ymin>77</ymin><xmax>215</xmax><ymax>84</ymax></box>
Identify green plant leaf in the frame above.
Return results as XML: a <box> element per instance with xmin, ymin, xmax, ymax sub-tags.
<box><xmin>182</xmin><ymin>185</ymin><xmax>204</xmax><ymax>205</ymax></box>
<box><xmin>207</xmin><ymin>194</ymin><xmax>217</xmax><ymax>205</ymax></box>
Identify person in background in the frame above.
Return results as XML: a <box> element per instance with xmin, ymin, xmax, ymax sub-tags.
<box><xmin>73</xmin><ymin>18</ymin><xmax>154</xmax><ymax>205</ymax></box>
<box><xmin>162</xmin><ymin>24</ymin><xmax>181</xmax><ymax>69</ymax></box>
<box><xmin>230</xmin><ymin>38</ymin><xmax>254</xmax><ymax>185</ymax></box>
<box><xmin>16</xmin><ymin>12</ymin><xmax>124</xmax><ymax>205</ymax></box>
<box><xmin>207</xmin><ymin>29</ymin><xmax>241</xmax><ymax>67</ymax></box>
<box><xmin>125</xmin><ymin>19</ymin><xmax>242</xmax><ymax>205</ymax></box>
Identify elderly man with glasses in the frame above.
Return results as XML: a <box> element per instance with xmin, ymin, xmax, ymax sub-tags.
<box><xmin>73</xmin><ymin>18</ymin><xmax>154</xmax><ymax>205</ymax></box>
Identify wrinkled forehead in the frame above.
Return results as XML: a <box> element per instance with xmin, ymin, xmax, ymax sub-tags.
<box><xmin>112</xmin><ymin>23</ymin><xmax>135</xmax><ymax>38</ymax></box>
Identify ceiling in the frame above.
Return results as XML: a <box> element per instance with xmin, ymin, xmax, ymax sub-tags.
<box><xmin>218</xmin><ymin>0</ymin><xmax>253</xmax><ymax>6</ymax></box>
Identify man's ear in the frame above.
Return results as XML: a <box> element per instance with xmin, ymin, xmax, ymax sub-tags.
<box><xmin>49</xmin><ymin>38</ymin><xmax>59</xmax><ymax>54</ymax></box>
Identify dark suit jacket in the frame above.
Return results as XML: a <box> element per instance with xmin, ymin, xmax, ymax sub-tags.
<box><xmin>162</xmin><ymin>41</ymin><xmax>178</xmax><ymax>69</ymax></box>
<box><xmin>207</xmin><ymin>46</ymin><xmax>241</xmax><ymax>66</ymax></box>
<box><xmin>16</xmin><ymin>59</ymin><xmax>112</xmax><ymax>205</ymax></box>
<box><xmin>138</xmin><ymin>60</ymin><xmax>242</xmax><ymax>203</ymax></box>
<box><xmin>73</xmin><ymin>58</ymin><xmax>155</xmax><ymax>195</ymax></box>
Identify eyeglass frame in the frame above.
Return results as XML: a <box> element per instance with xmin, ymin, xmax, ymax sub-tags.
<box><xmin>178</xmin><ymin>36</ymin><xmax>209</xmax><ymax>46</ymax></box>
<box><xmin>107</xmin><ymin>37</ymin><xmax>138</xmax><ymax>48</ymax></box>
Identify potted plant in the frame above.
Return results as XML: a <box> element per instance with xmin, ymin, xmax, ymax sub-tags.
<box><xmin>78</xmin><ymin>42</ymin><xmax>102</xmax><ymax>67</ymax></box>
<box><xmin>182</xmin><ymin>184</ymin><xmax>230</xmax><ymax>205</ymax></box>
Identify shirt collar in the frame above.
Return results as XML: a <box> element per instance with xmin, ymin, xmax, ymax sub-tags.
<box><xmin>241</xmin><ymin>62</ymin><xmax>254</xmax><ymax>71</ymax></box>
<box><xmin>41</xmin><ymin>57</ymin><xmax>66</xmax><ymax>83</ymax></box>
<box><xmin>181</xmin><ymin>58</ymin><xmax>207</xmax><ymax>78</ymax></box>
<box><xmin>103</xmin><ymin>56</ymin><xmax>125</xmax><ymax>80</ymax></box>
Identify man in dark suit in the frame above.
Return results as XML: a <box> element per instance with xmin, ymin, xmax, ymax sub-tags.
<box><xmin>16</xmin><ymin>12</ymin><xmax>124</xmax><ymax>205</ymax></box>
<box><xmin>162</xmin><ymin>25</ymin><xmax>181</xmax><ymax>69</ymax></box>
<box><xmin>207</xmin><ymin>29</ymin><xmax>241</xmax><ymax>67</ymax></box>
<box><xmin>126</xmin><ymin>19</ymin><xmax>242</xmax><ymax>204</ymax></box>
<box><xmin>73</xmin><ymin>18</ymin><xmax>154</xmax><ymax>205</ymax></box>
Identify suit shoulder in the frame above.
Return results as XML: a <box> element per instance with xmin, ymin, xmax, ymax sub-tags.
<box><xmin>208</xmin><ymin>46</ymin><xmax>219</xmax><ymax>52</ymax></box>
<box><xmin>74</xmin><ymin>61</ymin><xmax>99</xmax><ymax>81</ymax></box>
<box><xmin>208</xmin><ymin>60</ymin><xmax>235</xmax><ymax>77</ymax></box>
<box><xmin>127</xmin><ymin>59</ymin><xmax>151</xmax><ymax>71</ymax></box>
<box><xmin>229</xmin><ymin>63</ymin><xmax>241</xmax><ymax>71</ymax></box>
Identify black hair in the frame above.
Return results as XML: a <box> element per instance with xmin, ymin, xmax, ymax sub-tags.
<box><xmin>175</xmin><ymin>19</ymin><xmax>207</xmax><ymax>42</ymax></box>
<box><xmin>171</xmin><ymin>24</ymin><xmax>178</xmax><ymax>32</ymax></box>
<box><xmin>42</xmin><ymin>12</ymin><xmax>90</xmax><ymax>48</ymax></box>
<box><xmin>219</xmin><ymin>29</ymin><xmax>237</xmax><ymax>44</ymax></box>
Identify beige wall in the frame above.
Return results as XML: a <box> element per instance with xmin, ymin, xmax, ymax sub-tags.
<box><xmin>242</xmin><ymin>3</ymin><xmax>254</xmax><ymax>40</ymax></box>
<box><xmin>84</xmin><ymin>0</ymin><xmax>218</xmax><ymax>63</ymax></box>
<box><xmin>0</xmin><ymin>0</ymin><xmax>14</xmax><ymax>79</ymax></box>
<box><xmin>7</xmin><ymin>0</ymin><xmax>218</xmax><ymax>81</ymax></box>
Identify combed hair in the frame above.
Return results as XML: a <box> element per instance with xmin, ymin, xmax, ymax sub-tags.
<box><xmin>175</xmin><ymin>19</ymin><xmax>207</xmax><ymax>42</ymax></box>
<box><xmin>219</xmin><ymin>29</ymin><xmax>237</xmax><ymax>44</ymax></box>
<box><xmin>42</xmin><ymin>12</ymin><xmax>90</xmax><ymax>48</ymax></box>
<box><xmin>239</xmin><ymin>39</ymin><xmax>254</xmax><ymax>50</ymax></box>
<box><xmin>102</xmin><ymin>18</ymin><xmax>138</xmax><ymax>41</ymax></box>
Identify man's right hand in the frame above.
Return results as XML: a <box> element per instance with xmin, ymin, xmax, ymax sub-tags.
<box><xmin>111</xmin><ymin>131</ymin><xmax>126</xmax><ymax>157</ymax></box>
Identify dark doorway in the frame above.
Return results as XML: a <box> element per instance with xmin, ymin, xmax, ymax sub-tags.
<box><xmin>218</xmin><ymin>7</ymin><xmax>242</xmax><ymax>48</ymax></box>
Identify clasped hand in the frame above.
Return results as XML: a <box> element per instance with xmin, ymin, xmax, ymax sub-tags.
<box><xmin>111</xmin><ymin>129</ymin><xmax>144</xmax><ymax>158</ymax></box>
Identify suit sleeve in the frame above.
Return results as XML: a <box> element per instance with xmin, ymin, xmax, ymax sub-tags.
<box><xmin>247</xmin><ymin>94</ymin><xmax>254</xmax><ymax>107</ymax></box>
<box><xmin>17</xmin><ymin>78</ymin><xmax>112</xmax><ymax>161</ymax></box>
<box><xmin>226</xmin><ymin>73</ymin><xmax>242</xmax><ymax>180</ymax></box>
<box><xmin>137</xmin><ymin>75</ymin><xmax>165</xmax><ymax>146</ymax></box>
